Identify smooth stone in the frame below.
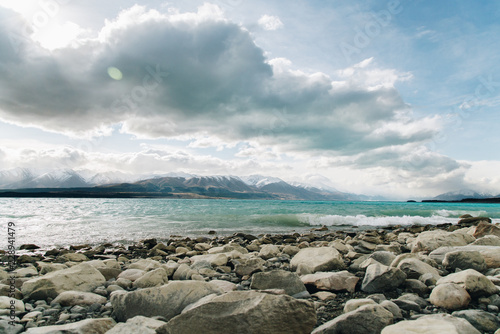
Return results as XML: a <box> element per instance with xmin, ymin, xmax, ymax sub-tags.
<box><xmin>259</xmin><ymin>244</ymin><xmax>281</xmax><ymax>260</ymax></box>
<box><xmin>250</xmin><ymin>270</ymin><xmax>308</xmax><ymax>297</ymax></box>
<box><xmin>234</xmin><ymin>257</ymin><xmax>266</xmax><ymax>276</ymax></box>
<box><xmin>0</xmin><ymin>297</ymin><xmax>24</xmax><ymax>311</ymax></box>
<box><xmin>442</xmin><ymin>250</ymin><xmax>487</xmax><ymax>272</ymax></box>
<box><xmin>290</xmin><ymin>247</ymin><xmax>345</xmax><ymax>273</ymax></box>
<box><xmin>190</xmin><ymin>253</ymin><xmax>228</xmax><ymax>267</ymax></box>
<box><xmin>404</xmin><ymin>279</ymin><xmax>428</xmax><ymax>295</ymax></box>
<box><xmin>128</xmin><ymin>259</ymin><xmax>162</xmax><ymax>271</ymax></box>
<box><xmin>207</xmin><ymin>280</ymin><xmax>238</xmax><ymax>292</ymax></box>
<box><xmin>301</xmin><ymin>271</ymin><xmax>359</xmax><ymax>293</ymax></box>
<box><xmin>172</xmin><ymin>264</ymin><xmax>196</xmax><ymax>280</ymax></box>
<box><xmin>361</xmin><ymin>263</ymin><xmax>406</xmax><ymax>293</ymax></box>
<box><xmin>105</xmin><ymin>315</ymin><xmax>166</xmax><ymax>334</ymax></box>
<box><xmin>117</xmin><ymin>269</ymin><xmax>146</xmax><ymax>282</ymax></box>
<box><xmin>21</xmin><ymin>263</ymin><xmax>106</xmax><ymax>300</ymax></box>
<box><xmin>312</xmin><ymin>291</ymin><xmax>337</xmax><ymax>301</ymax></box>
<box><xmin>156</xmin><ymin>291</ymin><xmax>317</xmax><ymax>334</ymax></box>
<box><xmin>367</xmin><ymin>251</ymin><xmax>397</xmax><ymax>266</ymax></box>
<box><xmin>436</xmin><ymin>269</ymin><xmax>498</xmax><ymax>296</ymax></box>
<box><xmin>57</xmin><ymin>252</ymin><xmax>89</xmax><ymax>262</ymax></box>
<box><xmin>312</xmin><ymin>304</ymin><xmax>393</xmax><ymax>334</ymax></box>
<box><xmin>0</xmin><ymin>319</ymin><xmax>24</xmax><ymax>334</ymax></box>
<box><xmin>379</xmin><ymin>300</ymin><xmax>403</xmax><ymax>319</ymax></box>
<box><xmin>24</xmin><ymin>318</ymin><xmax>115</xmax><ymax>334</ymax></box>
<box><xmin>473</xmin><ymin>221</ymin><xmax>500</xmax><ymax>238</ymax></box>
<box><xmin>412</xmin><ymin>230</ymin><xmax>474</xmax><ymax>253</ymax></box>
<box><xmin>451</xmin><ymin>309</ymin><xmax>500</xmax><ymax>333</ymax></box>
<box><xmin>52</xmin><ymin>291</ymin><xmax>107</xmax><ymax>306</ymax></box>
<box><xmin>343</xmin><ymin>298</ymin><xmax>377</xmax><ymax>313</ymax></box>
<box><xmin>381</xmin><ymin>314</ymin><xmax>480</xmax><ymax>334</ymax></box>
<box><xmin>0</xmin><ymin>284</ymin><xmax>23</xmax><ymax>299</ymax></box>
<box><xmin>472</xmin><ymin>235</ymin><xmax>500</xmax><ymax>246</ymax></box>
<box><xmin>111</xmin><ymin>281</ymin><xmax>222</xmax><ymax>322</ymax></box>
<box><xmin>429</xmin><ymin>283</ymin><xmax>471</xmax><ymax>310</ymax></box>
<box><xmin>133</xmin><ymin>268</ymin><xmax>169</xmax><ymax>289</ymax></box>
<box><xmin>37</xmin><ymin>263</ymin><xmax>68</xmax><ymax>275</ymax></box>
<box><xmin>429</xmin><ymin>245</ymin><xmax>500</xmax><ymax>268</ymax></box>
<box><xmin>396</xmin><ymin>258</ymin><xmax>441</xmax><ymax>282</ymax></box>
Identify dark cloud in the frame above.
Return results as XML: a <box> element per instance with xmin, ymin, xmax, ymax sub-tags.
<box><xmin>0</xmin><ymin>4</ymin><xmax>438</xmax><ymax>155</ymax></box>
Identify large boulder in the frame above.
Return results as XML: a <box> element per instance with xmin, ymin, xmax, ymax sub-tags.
<box><xmin>111</xmin><ymin>281</ymin><xmax>222</xmax><ymax>322</ymax></box>
<box><xmin>105</xmin><ymin>315</ymin><xmax>166</xmax><ymax>334</ymax></box>
<box><xmin>442</xmin><ymin>250</ymin><xmax>487</xmax><ymax>272</ymax></box>
<box><xmin>156</xmin><ymin>291</ymin><xmax>316</xmax><ymax>334</ymax></box>
<box><xmin>381</xmin><ymin>314</ymin><xmax>480</xmax><ymax>334</ymax></box>
<box><xmin>396</xmin><ymin>258</ymin><xmax>441</xmax><ymax>282</ymax></box>
<box><xmin>133</xmin><ymin>268</ymin><xmax>169</xmax><ymax>289</ymax></box>
<box><xmin>429</xmin><ymin>283</ymin><xmax>471</xmax><ymax>310</ymax></box>
<box><xmin>234</xmin><ymin>257</ymin><xmax>266</xmax><ymax>276</ymax></box>
<box><xmin>452</xmin><ymin>309</ymin><xmax>500</xmax><ymax>333</ymax></box>
<box><xmin>52</xmin><ymin>290</ymin><xmax>107</xmax><ymax>306</ymax></box>
<box><xmin>412</xmin><ymin>230</ymin><xmax>474</xmax><ymax>253</ymax></box>
<box><xmin>473</xmin><ymin>221</ymin><xmax>500</xmax><ymax>238</ymax></box>
<box><xmin>24</xmin><ymin>318</ymin><xmax>115</xmax><ymax>334</ymax></box>
<box><xmin>250</xmin><ymin>270</ymin><xmax>308</xmax><ymax>297</ymax></box>
<box><xmin>21</xmin><ymin>263</ymin><xmax>106</xmax><ymax>300</ymax></box>
<box><xmin>190</xmin><ymin>253</ymin><xmax>229</xmax><ymax>267</ymax></box>
<box><xmin>312</xmin><ymin>304</ymin><xmax>393</xmax><ymax>334</ymax></box>
<box><xmin>436</xmin><ymin>269</ymin><xmax>498</xmax><ymax>296</ymax></box>
<box><xmin>429</xmin><ymin>245</ymin><xmax>500</xmax><ymax>268</ymax></box>
<box><xmin>361</xmin><ymin>263</ymin><xmax>406</xmax><ymax>293</ymax></box>
<box><xmin>290</xmin><ymin>247</ymin><xmax>344</xmax><ymax>273</ymax></box>
<box><xmin>301</xmin><ymin>271</ymin><xmax>359</xmax><ymax>293</ymax></box>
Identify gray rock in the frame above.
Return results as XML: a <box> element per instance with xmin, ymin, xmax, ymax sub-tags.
<box><xmin>396</xmin><ymin>258</ymin><xmax>441</xmax><ymax>282</ymax></box>
<box><xmin>361</xmin><ymin>263</ymin><xmax>406</xmax><ymax>293</ymax></box>
<box><xmin>452</xmin><ymin>309</ymin><xmax>500</xmax><ymax>333</ymax></box>
<box><xmin>404</xmin><ymin>279</ymin><xmax>428</xmax><ymax>295</ymax></box>
<box><xmin>21</xmin><ymin>263</ymin><xmax>106</xmax><ymax>300</ymax></box>
<box><xmin>343</xmin><ymin>298</ymin><xmax>377</xmax><ymax>313</ymax></box>
<box><xmin>250</xmin><ymin>270</ymin><xmax>308</xmax><ymax>297</ymax></box>
<box><xmin>133</xmin><ymin>268</ymin><xmax>169</xmax><ymax>289</ymax></box>
<box><xmin>379</xmin><ymin>300</ymin><xmax>402</xmax><ymax>320</ymax></box>
<box><xmin>436</xmin><ymin>269</ymin><xmax>498</xmax><ymax>296</ymax></box>
<box><xmin>429</xmin><ymin>283</ymin><xmax>471</xmax><ymax>310</ymax></box>
<box><xmin>259</xmin><ymin>244</ymin><xmax>281</xmax><ymax>260</ymax></box>
<box><xmin>396</xmin><ymin>293</ymin><xmax>428</xmax><ymax>309</ymax></box>
<box><xmin>111</xmin><ymin>280</ymin><xmax>222</xmax><ymax>322</ymax></box>
<box><xmin>156</xmin><ymin>291</ymin><xmax>316</xmax><ymax>334</ymax></box>
<box><xmin>172</xmin><ymin>264</ymin><xmax>196</xmax><ymax>280</ymax></box>
<box><xmin>429</xmin><ymin>245</ymin><xmax>500</xmax><ymax>268</ymax></box>
<box><xmin>290</xmin><ymin>247</ymin><xmax>345</xmax><ymax>273</ymax></box>
<box><xmin>52</xmin><ymin>291</ymin><xmax>107</xmax><ymax>306</ymax></box>
<box><xmin>117</xmin><ymin>269</ymin><xmax>146</xmax><ymax>282</ymax></box>
<box><xmin>105</xmin><ymin>315</ymin><xmax>166</xmax><ymax>334</ymax></box>
<box><xmin>412</xmin><ymin>230</ymin><xmax>475</xmax><ymax>253</ymax></box>
<box><xmin>443</xmin><ymin>250</ymin><xmax>487</xmax><ymax>272</ymax></box>
<box><xmin>129</xmin><ymin>259</ymin><xmax>162</xmax><ymax>271</ymax></box>
<box><xmin>381</xmin><ymin>314</ymin><xmax>480</xmax><ymax>334</ymax></box>
<box><xmin>312</xmin><ymin>304</ymin><xmax>393</xmax><ymax>334</ymax></box>
<box><xmin>472</xmin><ymin>235</ymin><xmax>500</xmax><ymax>246</ymax></box>
<box><xmin>24</xmin><ymin>318</ymin><xmax>115</xmax><ymax>334</ymax></box>
<box><xmin>0</xmin><ymin>320</ymin><xmax>24</xmax><ymax>334</ymax></box>
<box><xmin>301</xmin><ymin>271</ymin><xmax>359</xmax><ymax>293</ymax></box>
<box><xmin>368</xmin><ymin>251</ymin><xmax>397</xmax><ymax>266</ymax></box>
<box><xmin>234</xmin><ymin>257</ymin><xmax>266</xmax><ymax>276</ymax></box>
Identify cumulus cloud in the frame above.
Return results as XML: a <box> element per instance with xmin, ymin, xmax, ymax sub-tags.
<box><xmin>0</xmin><ymin>4</ymin><xmax>438</xmax><ymax>159</ymax></box>
<box><xmin>258</xmin><ymin>14</ymin><xmax>284</xmax><ymax>31</ymax></box>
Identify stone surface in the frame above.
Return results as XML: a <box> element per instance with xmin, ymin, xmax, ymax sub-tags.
<box><xmin>381</xmin><ymin>314</ymin><xmax>481</xmax><ymax>334</ymax></box>
<box><xmin>361</xmin><ymin>263</ymin><xmax>406</xmax><ymax>293</ymax></box>
<box><xmin>234</xmin><ymin>257</ymin><xmax>266</xmax><ymax>276</ymax></box>
<box><xmin>301</xmin><ymin>271</ymin><xmax>359</xmax><ymax>293</ymax></box>
<box><xmin>259</xmin><ymin>244</ymin><xmax>281</xmax><ymax>260</ymax></box>
<box><xmin>250</xmin><ymin>270</ymin><xmax>307</xmax><ymax>297</ymax></box>
<box><xmin>156</xmin><ymin>291</ymin><xmax>317</xmax><ymax>334</ymax></box>
<box><xmin>312</xmin><ymin>304</ymin><xmax>393</xmax><ymax>334</ymax></box>
<box><xmin>290</xmin><ymin>247</ymin><xmax>344</xmax><ymax>273</ymax></box>
<box><xmin>429</xmin><ymin>283</ymin><xmax>471</xmax><ymax>310</ymax></box>
<box><xmin>473</xmin><ymin>221</ymin><xmax>500</xmax><ymax>238</ymax></box>
<box><xmin>412</xmin><ymin>230</ymin><xmax>474</xmax><ymax>253</ymax></box>
<box><xmin>429</xmin><ymin>245</ymin><xmax>500</xmax><ymax>268</ymax></box>
<box><xmin>368</xmin><ymin>251</ymin><xmax>397</xmax><ymax>266</ymax></box>
<box><xmin>0</xmin><ymin>319</ymin><xmax>24</xmax><ymax>334</ymax></box>
<box><xmin>133</xmin><ymin>268</ymin><xmax>169</xmax><ymax>289</ymax></box>
<box><xmin>0</xmin><ymin>296</ymin><xmax>24</xmax><ymax>311</ymax></box>
<box><xmin>117</xmin><ymin>269</ymin><xmax>146</xmax><ymax>282</ymax></box>
<box><xmin>443</xmin><ymin>250</ymin><xmax>487</xmax><ymax>272</ymax></box>
<box><xmin>436</xmin><ymin>269</ymin><xmax>498</xmax><ymax>296</ymax></box>
<box><xmin>190</xmin><ymin>253</ymin><xmax>228</xmax><ymax>267</ymax></box>
<box><xmin>343</xmin><ymin>298</ymin><xmax>377</xmax><ymax>313</ymax></box>
<box><xmin>52</xmin><ymin>290</ymin><xmax>107</xmax><ymax>306</ymax></box>
<box><xmin>396</xmin><ymin>258</ymin><xmax>441</xmax><ymax>282</ymax></box>
<box><xmin>24</xmin><ymin>318</ymin><xmax>116</xmax><ymax>334</ymax></box>
<box><xmin>128</xmin><ymin>259</ymin><xmax>162</xmax><ymax>271</ymax></box>
<box><xmin>452</xmin><ymin>309</ymin><xmax>500</xmax><ymax>333</ymax></box>
<box><xmin>105</xmin><ymin>315</ymin><xmax>166</xmax><ymax>334</ymax></box>
<box><xmin>472</xmin><ymin>235</ymin><xmax>500</xmax><ymax>246</ymax></box>
<box><xmin>111</xmin><ymin>281</ymin><xmax>222</xmax><ymax>322</ymax></box>
<box><xmin>21</xmin><ymin>263</ymin><xmax>106</xmax><ymax>300</ymax></box>
<box><xmin>57</xmin><ymin>252</ymin><xmax>89</xmax><ymax>262</ymax></box>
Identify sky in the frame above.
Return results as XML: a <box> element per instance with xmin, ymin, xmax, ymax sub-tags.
<box><xmin>0</xmin><ymin>0</ymin><xmax>500</xmax><ymax>199</ymax></box>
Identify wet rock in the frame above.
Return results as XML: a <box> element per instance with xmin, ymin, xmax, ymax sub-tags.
<box><xmin>312</xmin><ymin>304</ymin><xmax>393</xmax><ymax>334</ymax></box>
<box><xmin>429</xmin><ymin>283</ymin><xmax>471</xmax><ymax>310</ymax></box>
<box><xmin>250</xmin><ymin>270</ymin><xmax>308</xmax><ymax>297</ymax></box>
<box><xmin>301</xmin><ymin>271</ymin><xmax>359</xmax><ymax>293</ymax></box>
<box><xmin>156</xmin><ymin>291</ymin><xmax>316</xmax><ymax>334</ymax></box>
<box><xmin>381</xmin><ymin>314</ymin><xmax>480</xmax><ymax>334</ymax></box>
<box><xmin>21</xmin><ymin>263</ymin><xmax>106</xmax><ymax>300</ymax></box>
<box><xmin>361</xmin><ymin>263</ymin><xmax>406</xmax><ymax>293</ymax></box>
<box><xmin>111</xmin><ymin>280</ymin><xmax>222</xmax><ymax>322</ymax></box>
<box><xmin>290</xmin><ymin>247</ymin><xmax>344</xmax><ymax>273</ymax></box>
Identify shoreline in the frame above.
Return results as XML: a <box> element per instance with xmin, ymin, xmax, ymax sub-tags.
<box><xmin>1</xmin><ymin>216</ymin><xmax>499</xmax><ymax>333</ymax></box>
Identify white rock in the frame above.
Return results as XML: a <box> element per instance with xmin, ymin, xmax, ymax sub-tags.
<box><xmin>429</xmin><ymin>283</ymin><xmax>471</xmax><ymax>310</ymax></box>
<box><xmin>381</xmin><ymin>314</ymin><xmax>480</xmax><ymax>334</ymax></box>
<box><xmin>52</xmin><ymin>290</ymin><xmax>107</xmax><ymax>306</ymax></box>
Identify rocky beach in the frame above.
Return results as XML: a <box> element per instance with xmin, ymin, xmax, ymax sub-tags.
<box><xmin>1</xmin><ymin>215</ymin><xmax>500</xmax><ymax>334</ymax></box>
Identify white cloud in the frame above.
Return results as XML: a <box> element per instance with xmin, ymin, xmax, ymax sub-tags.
<box><xmin>258</xmin><ymin>14</ymin><xmax>283</xmax><ymax>31</ymax></box>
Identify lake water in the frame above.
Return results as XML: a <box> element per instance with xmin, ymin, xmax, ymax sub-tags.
<box><xmin>2</xmin><ymin>198</ymin><xmax>499</xmax><ymax>249</ymax></box>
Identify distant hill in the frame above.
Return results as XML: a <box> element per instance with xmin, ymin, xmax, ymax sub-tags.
<box><xmin>431</xmin><ymin>189</ymin><xmax>495</xmax><ymax>201</ymax></box>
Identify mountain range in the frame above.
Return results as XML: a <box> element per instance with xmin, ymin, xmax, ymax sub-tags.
<box><xmin>0</xmin><ymin>168</ymin><xmax>375</xmax><ymax>201</ymax></box>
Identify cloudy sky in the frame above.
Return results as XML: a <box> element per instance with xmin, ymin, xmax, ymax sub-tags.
<box><xmin>0</xmin><ymin>0</ymin><xmax>499</xmax><ymax>199</ymax></box>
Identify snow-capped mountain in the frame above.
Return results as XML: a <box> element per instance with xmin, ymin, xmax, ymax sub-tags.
<box><xmin>432</xmin><ymin>189</ymin><xmax>494</xmax><ymax>201</ymax></box>
<box><xmin>240</xmin><ymin>175</ymin><xmax>284</xmax><ymax>188</ymax></box>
